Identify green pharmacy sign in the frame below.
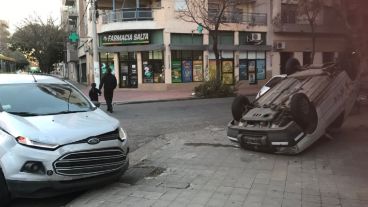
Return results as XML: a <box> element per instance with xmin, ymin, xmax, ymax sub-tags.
<box><xmin>68</xmin><ymin>32</ymin><xmax>79</xmax><ymax>42</ymax></box>
<box><xmin>101</xmin><ymin>32</ymin><xmax>150</xmax><ymax>46</ymax></box>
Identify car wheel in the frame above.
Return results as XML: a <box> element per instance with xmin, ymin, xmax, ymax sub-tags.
<box><xmin>290</xmin><ymin>93</ymin><xmax>318</xmax><ymax>134</ymax></box>
<box><xmin>231</xmin><ymin>96</ymin><xmax>251</xmax><ymax>122</ymax></box>
<box><xmin>329</xmin><ymin>112</ymin><xmax>345</xmax><ymax>129</ymax></box>
<box><xmin>0</xmin><ymin>170</ymin><xmax>10</xmax><ymax>207</ymax></box>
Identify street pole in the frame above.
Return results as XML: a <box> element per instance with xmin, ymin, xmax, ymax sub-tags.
<box><xmin>91</xmin><ymin>0</ymin><xmax>100</xmax><ymax>86</ymax></box>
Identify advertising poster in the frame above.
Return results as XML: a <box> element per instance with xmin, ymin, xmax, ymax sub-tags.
<box><xmin>239</xmin><ymin>60</ymin><xmax>248</xmax><ymax>80</ymax></box>
<box><xmin>193</xmin><ymin>61</ymin><xmax>203</xmax><ymax>82</ymax></box>
<box><xmin>182</xmin><ymin>60</ymin><xmax>193</xmax><ymax>82</ymax></box>
<box><xmin>209</xmin><ymin>60</ymin><xmax>217</xmax><ymax>80</ymax></box>
<box><xmin>222</xmin><ymin>61</ymin><xmax>233</xmax><ymax>73</ymax></box>
<box><xmin>256</xmin><ymin>59</ymin><xmax>266</xmax><ymax>80</ymax></box>
<box><xmin>248</xmin><ymin>60</ymin><xmax>257</xmax><ymax>84</ymax></box>
<box><xmin>171</xmin><ymin>60</ymin><xmax>182</xmax><ymax>83</ymax></box>
<box><xmin>222</xmin><ymin>73</ymin><xmax>234</xmax><ymax>85</ymax></box>
<box><xmin>143</xmin><ymin>62</ymin><xmax>153</xmax><ymax>83</ymax></box>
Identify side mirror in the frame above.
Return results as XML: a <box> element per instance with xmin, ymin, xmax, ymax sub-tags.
<box><xmin>92</xmin><ymin>101</ymin><xmax>101</xmax><ymax>107</ymax></box>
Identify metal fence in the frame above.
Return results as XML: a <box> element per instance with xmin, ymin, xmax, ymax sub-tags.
<box><xmin>102</xmin><ymin>8</ymin><xmax>153</xmax><ymax>24</ymax></box>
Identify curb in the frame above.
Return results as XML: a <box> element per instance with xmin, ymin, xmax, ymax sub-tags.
<box><xmin>98</xmin><ymin>94</ymin><xmax>257</xmax><ymax>106</ymax></box>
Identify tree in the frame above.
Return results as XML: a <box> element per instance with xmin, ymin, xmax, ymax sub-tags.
<box><xmin>10</xmin><ymin>17</ymin><xmax>65</xmax><ymax>73</ymax></box>
<box><xmin>178</xmin><ymin>0</ymin><xmax>242</xmax><ymax>82</ymax></box>
<box><xmin>296</xmin><ymin>0</ymin><xmax>323</xmax><ymax>64</ymax></box>
<box><xmin>0</xmin><ymin>20</ymin><xmax>10</xmax><ymax>51</ymax></box>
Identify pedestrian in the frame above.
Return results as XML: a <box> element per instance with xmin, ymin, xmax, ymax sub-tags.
<box><xmin>285</xmin><ymin>55</ymin><xmax>301</xmax><ymax>75</ymax></box>
<box><xmin>89</xmin><ymin>82</ymin><xmax>101</xmax><ymax>102</ymax></box>
<box><xmin>99</xmin><ymin>68</ymin><xmax>117</xmax><ymax>113</ymax></box>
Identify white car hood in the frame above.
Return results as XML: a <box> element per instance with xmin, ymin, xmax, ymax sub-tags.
<box><xmin>0</xmin><ymin>109</ymin><xmax>119</xmax><ymax>146</ymax></box>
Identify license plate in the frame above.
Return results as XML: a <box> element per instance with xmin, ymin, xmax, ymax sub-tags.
<box><xmin>242</xmin><ymin>136</ymin><xmax>267</xmax><ymax>146</ymax></box>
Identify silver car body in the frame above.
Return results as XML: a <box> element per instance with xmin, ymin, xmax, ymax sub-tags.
<box><xmin>0</xmin><ymin>74</ymin><xmax>129</xmax><ymax>198</ymax></box>
<box><xmin>227</xmin><ymin>66</ymin><xmax>359</xmax><ymax>154</ymax></box>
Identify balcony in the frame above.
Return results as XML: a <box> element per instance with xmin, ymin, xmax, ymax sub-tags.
<box><xmin>101</xmin><ymin>8</ymin><xmax>153</xmax><ymax>24</ymax></box>
<box><xmin>63</xmin><ymin>0</ymin><xmax>75</xmax><ymax>6</ymax></box>
<box><xmin>65</xmin><ymin>7</ymin><xmax>78</xmax><ymax>19</ymax></box>
<box><xmin>209</xmin><ymin>11</ymin><xmax>267</xmax><ymax>26</ymax></box>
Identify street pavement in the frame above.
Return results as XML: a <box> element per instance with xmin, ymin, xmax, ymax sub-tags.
<box><xmin>66</xmin><ymin>106</ymin><xmax>368</xmax><ymax>207</ymax></box>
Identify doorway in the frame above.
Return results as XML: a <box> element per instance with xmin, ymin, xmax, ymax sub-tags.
<box><xmin>119</xmin><ymin>52</ymin><xmax>137</xmax><ymax>88</ymax></box>
<box><xmin>280</xmin><ymin>52</ymin><xmax>293</xmax><ymax>74</ymax></box>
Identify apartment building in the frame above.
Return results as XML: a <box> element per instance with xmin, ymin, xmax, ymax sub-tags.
<box><xmin>271</xmin><ymin>0</ymin><xmax>346</xmax><ymax>74</ymax></box>
<box><xmin>62</xmin><ymin>0</ymin><xmax>347</xmax><ymax>90</ymax></box>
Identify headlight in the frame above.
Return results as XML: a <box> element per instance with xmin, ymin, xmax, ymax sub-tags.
<box><xmin>16</xmin><ymin>136</ymin><xmax>59</xmax><ymax>150</ymax></box>
<box><xmin>119</xmin><ymin>127</ymin><xmax>127</xmax><ymax>141</ymax></box>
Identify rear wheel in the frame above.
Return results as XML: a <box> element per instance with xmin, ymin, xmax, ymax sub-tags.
<box><xmin>231</xmin><ymin>96</ymin><xmax>251</xmax><ymax>122</ymax></box>
<box><xmin>290</xmin><ymin>93</ymin><xmax>318</xmax><ymax>134</ymax></box>
<box><xmin>0</xmin><ymin>170</ymin><xmax>10</xmax><ymax>207</ymax></box>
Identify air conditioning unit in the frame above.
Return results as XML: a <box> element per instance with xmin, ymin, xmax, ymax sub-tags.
<box><xmin>248</xmin><ymin>33</ymin><xmax>262</xmax><ymax>42</ymax></box>
<box><xmin>275</xmin><ymin>41</ymin><xmax>286</xmax><ymax>49</ymax></box>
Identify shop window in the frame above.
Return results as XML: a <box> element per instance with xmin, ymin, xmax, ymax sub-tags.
<box><xmin>208</xmin><ymin>51</ymin><xmax>234</xmax><ymax>84</ymax></box>
<box><xmin>142</xmin><ymin>51</ymin><xmax>164</xmax><ymax>83</ymax></box>
<box><xmin>119</xmin><ymin>52</ymin><xmax>137</xmax><ymax>88</ymax></box>
<box><xmin>239</xmin><ymin>51</ymin><xmax>267</xmax><ymax>83</ymax></box>
<box><xmin>99</xmin><ymin>52</ymin><xmax>115</xmax><ymax>75</ymax></box>
<box><xmin>171</xmin><ymin>50</ymin><xmax>204</xmax><ymax>83</ymax></box>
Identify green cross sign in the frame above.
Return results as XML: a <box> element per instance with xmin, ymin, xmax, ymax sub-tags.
<box><xmin>197</xmin><ymin>24</ymin><xmax>203</xmax><ymax>33</ymax></box>
<box><xmin>68</xmin><ymin>32</ymin><xmax>79</xmax><ymax>42</ymax></box>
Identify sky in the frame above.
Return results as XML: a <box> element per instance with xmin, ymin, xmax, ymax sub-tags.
<box><xmin>0</xmin><ymin>0</ymin><xmax>61</xmax><ymax>33</ymax></box>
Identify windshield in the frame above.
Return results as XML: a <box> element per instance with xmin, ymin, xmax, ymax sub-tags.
<box><xmin>0</xmin><ymin>83</ymin><xmax>93</xmax><ymax>116</ymax></box>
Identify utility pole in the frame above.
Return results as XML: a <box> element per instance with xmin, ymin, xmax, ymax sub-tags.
<box><xmin>91</xmin><ymin>0</ymin><xmax>100</xmax><ymax>86</ymax></box>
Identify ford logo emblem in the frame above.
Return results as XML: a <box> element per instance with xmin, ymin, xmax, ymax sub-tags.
<box><xmin>87</xmin><ymin>137</ymin><xmax>100</xmax><ymax>145</ymax></box>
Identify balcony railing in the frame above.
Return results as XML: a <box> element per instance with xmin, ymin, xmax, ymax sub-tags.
<box><xmin>208</xmin><ymin>11</ymin><xmax>267</xmax><ymax>25</ymax></box>
<box><xmin>101</xmin><ymin>8</ymin><xmax>153</xmax><ymax>24</ymax></box>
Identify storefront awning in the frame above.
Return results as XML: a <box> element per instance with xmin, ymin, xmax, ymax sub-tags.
<box><xmin>169</xmin><ymin>45</ymin><xmax>208</xmax><ymax>51</ymax></box>
<box><xmin>238</xmin><ymin>45</ymin><xmax>273</xmax><ymax>51</ymax></box>
<box><xmin>98</xmin><ymin>44</ymin><xmax>165</xmax><ymax>52</ymax></box>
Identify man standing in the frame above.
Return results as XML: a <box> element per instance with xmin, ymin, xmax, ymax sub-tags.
<box><xmin>99</xmin><ymin>68</ymin><xmax>117</xmax><ymax>113</ymax></box>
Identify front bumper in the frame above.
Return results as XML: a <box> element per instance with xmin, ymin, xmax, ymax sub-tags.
<box><xmin>227</xmin><ymin>120</ymin><xmax>304</xmax><ymax>154</ymax></box>
<box><xmin>6</xmin><ymin>160</ymin><xmax>129</xmax><ymax>198</ymax></box>
<box><xmin>0</xmin><ymin>133</ymin><xmax>129</xmax><ymax>198</ymax></box>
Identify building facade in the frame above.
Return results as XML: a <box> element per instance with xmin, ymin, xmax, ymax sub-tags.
<box><xmin>62</xmin><ymin>0</ymin><xmax>347</xmax><ymax>90</ymax></box>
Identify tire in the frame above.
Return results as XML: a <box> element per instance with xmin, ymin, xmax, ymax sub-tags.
<box><xmin>0</xmin><ymin>170</ymin><xmax>10</xmax><ymax>207</ymax></box>
<box><xmin>231</xmin><ymin>96</ymin><xmax>250</xmax><ymax>122</ymax></box>
<box><xmin>290</xmin><ymin>93</ymin><xmax>318</xmax><ymax>134</ymax></box>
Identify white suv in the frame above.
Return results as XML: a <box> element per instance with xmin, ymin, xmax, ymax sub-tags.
<box><xmin>0</xmin><ymin>74</ymin><xmax>129</xmax><ymax>205</ymax></box>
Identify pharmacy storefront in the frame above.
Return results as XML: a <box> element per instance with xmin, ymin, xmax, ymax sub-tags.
<box><xmin>98</xmin><ymin>30</ymin><xmax>165</xmax><ymax>88</ymax></box>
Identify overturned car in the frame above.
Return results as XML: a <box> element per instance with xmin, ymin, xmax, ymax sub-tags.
<box><xmin>227</xmin><ymin>63</ymin><xmax>360</xmax><ymax>154</ymax></box>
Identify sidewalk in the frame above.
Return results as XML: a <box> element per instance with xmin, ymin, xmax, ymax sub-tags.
<box><xmin>70</xmin><ymin>81</ymin><xmax>259</xmax><ymax>105</ymax></box>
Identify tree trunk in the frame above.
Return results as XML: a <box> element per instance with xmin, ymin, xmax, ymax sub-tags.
<box><xmin>212</xmin><ymin>34</ymin><xmax>221</xmax><ymax>82</ymax></box>
<box><xmin>310</xmin><ymin>23</ymin><xmax>316</xmax><ymax>64</ymax></box>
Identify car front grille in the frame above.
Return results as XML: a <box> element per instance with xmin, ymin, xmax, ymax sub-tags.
<box><xmin>53</xmin><ymin>148</ymin><xmax>127</xmax><ymax>176</ymax></box>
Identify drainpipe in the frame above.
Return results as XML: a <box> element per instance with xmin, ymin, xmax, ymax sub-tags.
<box><xmin>91</xmin><ymin>0</ymin><xmax>100</xmax><ymax>86</ymax></box>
